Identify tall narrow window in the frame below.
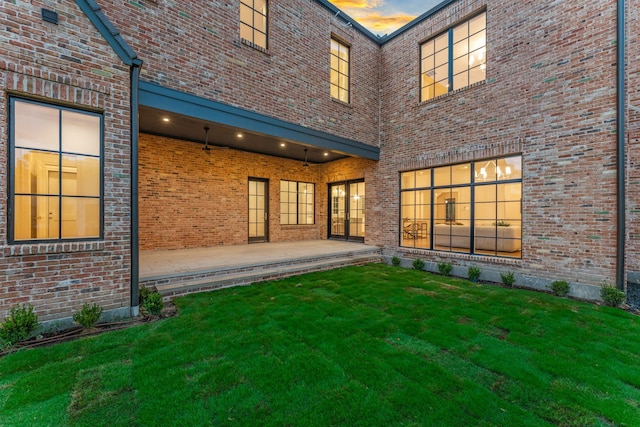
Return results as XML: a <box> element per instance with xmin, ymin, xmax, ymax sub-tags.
<box><xmin>421</xmin><ymin>11</ymin><xmax>486</xmax><ymax>101</ymax></box>
<box><xmin>280</xmin><ymin>181</ymin><xmax>315</xmax><ymax>225</ymax></box>
<box><xmin>330</xmin><ymin>38</ymin><xmax>350</xmax><ymax>103</ymax></box>
<box><xmin>10</xmin><ymin>98</ymin><xmax>102</xmax><ymax>242</ymax></box>
<box><xmin>240</xmin><ymin>0</ymin><xmax>268</xmax><ymax>50</ymax></box>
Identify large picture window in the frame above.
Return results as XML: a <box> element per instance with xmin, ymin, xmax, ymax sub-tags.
<box><xmin>400</xmin><ymin>155</ymin><xmax>521</xmax><ymax>258</ymax></box>
<box><xmin>330</xmin><ymin>38</ymin><xmax>350</xmax><ymax>103</ymax></box>
<box><xmin>240</xmin><ymin>0</ymin><xmax>268</xmax><ymax>49</ymax></box>
<box><xmin>10</xmin><ymin>98</ymin><xmax>102</xmax><ymax>242</ymax></box>
<box><xmin>421</xmin><ymin>11</ymin><xmax>486</xmax><ymax>101</ymax></box>
<box><xmin>280</xmin><ymin>180</ymin><xmax>314</xmax><ymax>225</ymax></box>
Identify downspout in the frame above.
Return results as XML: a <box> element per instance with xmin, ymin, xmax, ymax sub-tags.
<box><xmin>616</xmin><ymin>0</ymin><xmax>626</xmax><ymax>290</ymax></box>
<box><xmin>131</xmin><ymin>59</ymin><xmax>143</xmax><ymax>315</ymax></box>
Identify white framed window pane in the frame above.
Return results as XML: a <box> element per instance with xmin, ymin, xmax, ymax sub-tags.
<box><xmin>15</xmin><ymin>101</ymin><xmax>59</xmax><ymax>151</ymax></box>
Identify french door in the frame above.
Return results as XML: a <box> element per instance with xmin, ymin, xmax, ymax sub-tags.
<box><xmin>248</xmin><ymin>178</ymin><xmax>268</xmax><ymax>243</ymax></box>
<box><xmin>328</xmin><ymin>180</ymin><xmax>365</xmax><ymax>242</ymax></box>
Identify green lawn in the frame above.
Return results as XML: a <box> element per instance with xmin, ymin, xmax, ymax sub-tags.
<box><xmin>1</xmin><ymin>264</ymin><xmax>640</xmax><ymax>426</ymax></box>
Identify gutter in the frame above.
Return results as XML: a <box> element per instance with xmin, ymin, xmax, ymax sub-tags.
<box><xmin>616</xmin><ymin>0</ymin><xmax>626</xmax><ymax>290</ymax></box>
<box><xmin>130</xmin><ymin>60</ymin><xmax>142</xmax><ymax>314</ymax></box>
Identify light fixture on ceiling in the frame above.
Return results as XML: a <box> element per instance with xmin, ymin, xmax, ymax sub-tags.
<box><xmin>303</xmin><ymin>148</ymin><xmax>309</xmax><ymax>167</ymax></box>
<box><xmin>203</xmin><ymin>126</ymin><xmax>210</xmax><ymax>152</ymax></box>
<box><xmin>162</xmin><ymin>117</ymin><xmax>170</xmax><ymax>122</ymax></box>
<box><xmin>475</xmin><ymin>160</ymin><xmax>512</xmax><ymax>181</ymax></box>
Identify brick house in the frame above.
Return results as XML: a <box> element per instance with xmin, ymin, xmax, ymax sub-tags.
<box><xmin>1</xmin><ymin>0</ymin><xmax>638</xmax><ymax>325</ymax></box>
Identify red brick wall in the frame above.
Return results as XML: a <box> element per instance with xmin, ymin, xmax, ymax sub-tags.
<box><xmin>627</xmin><ymin>0</ymin><xmax>640</xmax><ymax>284</ymax></box>
<box><xmin>377</xmin><ymin>0</ymin><xmax>621</xmax><ymax>286</ymax></box>
<box><xmin>139</xmin><ymin>133</ymin><xmax>375</xmax><ymax>250</ymax></box>
<box><xmin>0</xmin><ymin>1</ymin><xmax>132</xmax><ymax>322</ymax></box>
<box><xmin>98</xmin><ymin>0</ymin><xmax>381</xmax><ymax>148</ymax></box>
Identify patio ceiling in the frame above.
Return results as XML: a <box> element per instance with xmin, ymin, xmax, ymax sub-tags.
<box><xmin>139</xmin><ymin>106</ymin><xmax>347</xmax><ymax>164</ymax></box>
<box><xmin>138</xmin><ymin>82</ymin><xmax>379</xmax><ymax>165</ymax></box>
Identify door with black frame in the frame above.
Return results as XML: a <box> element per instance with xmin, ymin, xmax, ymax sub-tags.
<box><xmin>328</xmin><ymin>180</ymin><xmax>365</xmax><ymax>242</ymax></box>
<box><xmin>248</xmin><ymin>178</ymin><xmax>268</xmax><ymax>243</ymax></box>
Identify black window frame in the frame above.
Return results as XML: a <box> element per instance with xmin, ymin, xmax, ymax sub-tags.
<box><xmin>420</xmin><ymin>10</ymin><xmax>486</xmax><ymax>102</ymax></box>
<box><xmin>280</xmin><ymin>180</ymin><xmax>315</xmax><ymax>225</ymax></box>
<box><xmin>8</xmin><ymin>96</ymin><xmax>104</xmax><ymax>244</ymax></box>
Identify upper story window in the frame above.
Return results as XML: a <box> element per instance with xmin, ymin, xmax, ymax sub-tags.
<box><xmin>240</xmin><ymin>0</ymin><xmax>268</xmax><ymax>50</ymax></box>
<box><xmin>421</xmin><ymin>11</ymin><xmax>486</xmax><ymax>101</ymax></box>
<box><xmin>281</xmin><ymin>180</ymin><xmax>315</xmax><ymax>225</ymax></box>
<box><xmin>10</xmin><ymin>98</ymin><xmax>102</xmax><ymax>242</ymax></box>
<box><xmin>330</xmin><ymin>38</ymin><xmax>350</xmax><ymax>103</ymax></box>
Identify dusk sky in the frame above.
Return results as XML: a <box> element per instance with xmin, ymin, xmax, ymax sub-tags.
<box><xmin>328</xmin><ymin>0</ymin><xmax>444</xmax><ymax>36</ymax></box>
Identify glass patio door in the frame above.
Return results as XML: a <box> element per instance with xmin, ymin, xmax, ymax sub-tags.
<box><xmin>248</xmin><ymin>178</ymin><xmax>268</xmax><ymax>243</ymax></box>
<box><xmin>329</xmin><ymin>180</ymin><xmax>364</xmax><ymax>242</ymax></box>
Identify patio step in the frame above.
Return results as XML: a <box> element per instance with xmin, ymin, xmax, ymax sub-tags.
<box><xmin>142</xmin><ymin>247</ymin><xmax>382</xmax><ymax>300</ymax></box>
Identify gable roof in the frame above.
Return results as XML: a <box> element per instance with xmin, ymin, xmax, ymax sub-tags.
<box><xmin>74</xmin><ymin>0</ymin><xmax>142</xmax><ymax>66</ymax></box>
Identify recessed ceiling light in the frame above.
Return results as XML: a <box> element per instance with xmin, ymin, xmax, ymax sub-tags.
<box><xmin>280</xmin><ymin>143</ymin><xmax>286</xmax><ymax>147</ymax></box>
<box><xmin>162</xmin><ymin>117</ymin><xmax>170</xmax><ymax>122</ymax></box>
<box><xmin>324</xmin><ymin>152</ymin><xmax>329</xmax><ymax>156</ymax></box>
<box><xmin>237</xmin><ymin>133</ymin><xmax>243</xmax><ymax>138</ymax></box>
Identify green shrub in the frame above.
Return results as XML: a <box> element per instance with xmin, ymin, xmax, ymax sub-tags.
<box><xmin>0</xmin><ymin>304</ymin><xmax>39</xmax><ymax>347</ymax></box>
<box><xmin>549</xmin><ymin>280</ymin><xmax>570</xmax><ymax>297</ymax></box>
<box><xmin>412</xmin><ymin>258</ymin><xmax>425</xmax><ymax>271</ymax></box>
<box><xmin>391</xmin><ymin>256</ymin><xmax>401</xmax><ymax>267</ymax></box>
<box><xmin>500</xmin><ymin>271</ymin><xmax>516</xmax><ymax>287</ymax></box>
<box><xmin>139</xmin><ymin>286</ymin><xmax>151</xmax><ymax>305</ymax></box>
<box><xmin>143</xmin><ymin>290</ymin><xmax>165</xmax><ymax>316</ymax></box>
<box><xmin>468</xmin><ymin>266</ymin><xmax>481</xmax><ymax>282</ymax></box>
<box><xmin>600</xmin><ymin>283</ymin><xmax>626</xmax><ymax>307</ymax></box>
<box><xmin>73</xmin><ymin>303</ymin><xmax>103</xmax><ymax>329</ymax></box>
<box><xmin>438</xmin><ymin>262</ymin><xmax>453</xmax><ymax>276</ymax></box>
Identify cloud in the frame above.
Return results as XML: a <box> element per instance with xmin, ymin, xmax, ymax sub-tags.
<box><xmin>330</xmin><ymin>0</ymin><xmax>383</xmax><ymax>9</ymax></box>
<box><xmin>350</xmin><ymin>12</ymin><xmax>416</xmax><ymax>34</ymax></box>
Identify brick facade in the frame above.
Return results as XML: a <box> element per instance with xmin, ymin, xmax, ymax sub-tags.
<box><xmin>1</xmin><ymin>0</ymin><xmax>639</xmax><ymax>323</ymax></box>
<box><xmin>0</xmin><ymin>1</ymin><xmax>132</xmax><ymax>323</ymax></box>
<box><xmin>378</xmin><ymin>0</ymin><xmax>626</xmax><ymax>288</ymax></box>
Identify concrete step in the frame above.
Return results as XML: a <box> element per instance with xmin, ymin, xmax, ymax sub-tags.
<box><xmin>140</xmin><ymin>248</ymin><xmax>382</xmax><ymax>299</ymax></box>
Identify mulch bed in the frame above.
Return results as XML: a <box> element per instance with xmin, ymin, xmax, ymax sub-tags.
<box><xmin>0</xmin><ymin>302</ymin><xmax>178</xmax><ymax>357</ymax></box>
